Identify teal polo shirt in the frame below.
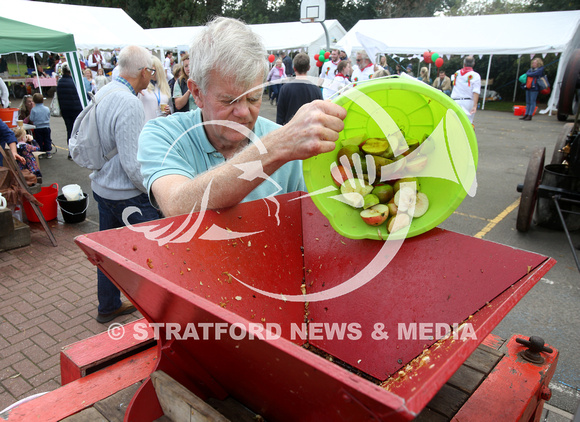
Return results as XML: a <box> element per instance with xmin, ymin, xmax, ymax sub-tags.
<box><xmin>138</xmin><ymin>108</ymin><xmax>305</xmax><ymax>206</ymax></box>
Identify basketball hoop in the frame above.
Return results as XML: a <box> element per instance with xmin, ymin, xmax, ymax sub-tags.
<box><xmin>300</xmin><ymin>0</ymin><xmax>325</xmax><ymax>23</ymax></box>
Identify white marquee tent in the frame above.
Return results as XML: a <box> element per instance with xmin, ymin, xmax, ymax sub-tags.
<box><xmin>0</xmin><ymin>0</ymin><xmax>157</xmax><ymax>50</ymax></box>
<box><xmin>146</xmin><ymin>20</ymin><xmax>347</xmax><ymax>77</ymax></box>
<box><xmin>337</xmin><ymin>11</ymin><xmax>580</xmax><ymax>113</ymax></box>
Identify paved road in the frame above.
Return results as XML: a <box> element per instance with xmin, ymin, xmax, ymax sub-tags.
<box><xmin>39</xmin><ymin>96</ymin><xmax>579</xmax><ymax>414</ymax></box>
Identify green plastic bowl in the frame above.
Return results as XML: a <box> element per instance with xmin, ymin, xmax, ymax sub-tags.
<box><xmin>303</xmin><ymin>76</ymin><xmax>478</xmax><ymax>240</ymax></box>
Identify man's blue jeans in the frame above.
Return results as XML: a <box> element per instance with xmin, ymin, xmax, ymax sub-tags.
<box><xmin>93</xmin><ymin>191</ymin><xmax>160</xmax><ymax>314</ymax></box>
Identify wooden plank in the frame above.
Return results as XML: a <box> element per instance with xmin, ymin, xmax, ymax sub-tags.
<box><xmin>3</xmin><ymin>347</ymin><xmax>157</xmax><ymax>422</ymax></box>
<box><xmin>462</xmin><ymin>345</ymin><xmax>503</xmax><ymax>374</ymax></box>
<box><xmin>61</xmin><ymin>318</ymin><xmax>155</xmax><ymax>385</ymax></box>
<box><xmin>93</xmin><ymin>382</ymin><xmax>142</xmax><ymax>422</ymax></box>
<box><xmin>426</xmin><ymin>384</ymin><xmax>470</xmax><ymax>419</ymax></box>
<box><xmin>206</xmin><ymin>397</ymin><xmax>262</xmax><ymax>422</ymax></box>
<box><xmin>414</xmin><ymin>407</ymin><xmax>449</xmax><ymax>422</ymax></box>
<box><xmin>0</xmin><ymin>146</ymin><xmax>56</xmax><ymax>246</ymax></box>
<box><xmin>153</xmin><ymin>417</ymin><xmax>173</xmax><ymax>422</ymax></box>
<box><xmin>151</xmin><ymin>371</ymin><xmax>230</xmax><ymax>422</ymax></box>
<box><xmin>446</xmin><ymin>364</ymin><xmax>487</xmax><ymax>394</ymax></box>
<box><xmin>57</xmin><ymin>407</ymin><xmax>108</xmax><ymax>422</ymax></box>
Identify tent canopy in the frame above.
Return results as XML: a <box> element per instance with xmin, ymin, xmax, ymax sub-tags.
<box><xmin>146</xmin><ymin>20</ymin><xmax>346</xmax><ymax>78</ymax></box>
<box><xmin>0</xmin><ymin>16</ymin><xmax>76</xmax><ymax>54</ymax></box>
<box><xmin>1</xmin><ymin>0</ymin><xmax>156</xmax><ymax>50</ymax></box>
<box><xmin>338</xmin><ymin>11</ymin><xmax>580</xmax><ymax>113</ymax></box>
<box><xmin>338</xmin><ymin>11</ymin><xmax>580</xmax><ymax>56</ymax></box>
<box><xmin>145</xmin><ymin>20</ymin><xmax>346</xmax><ymax>53</ymax></box>
<box><xmin>0</xmin><ymin>16</ymin><xmax>88</xmax><ymax>107</ymax></box>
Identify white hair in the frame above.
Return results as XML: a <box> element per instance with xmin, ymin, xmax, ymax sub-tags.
<box><xmin>117</xmin><ymin>45</ymin><xmax>152</xmax><ymax>79</ymax></box>
<box><xmin>189</xmin><ymin>17</ymin><xmax>268</xmax><ymax>94</ymax></box>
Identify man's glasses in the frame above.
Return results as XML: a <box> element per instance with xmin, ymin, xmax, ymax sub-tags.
<box><xmin>140</xmin><ymin>67</ymin><xmax>156</xmax><ymax>76</ymax></box>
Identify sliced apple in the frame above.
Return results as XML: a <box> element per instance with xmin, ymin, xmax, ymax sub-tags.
<box><xmin>394</xmin><ymin>187</ymin><xmax>416</xmax><ymax>212</ymax></box>
<box><xmin>387</xmin><ymin>213</ymin><xmax>411</xmax><ymax>234</ymax></box>
<box><xmin>363</xmin><ymin>194</ymin><xmax>380</xmax><ymax>209</ymax></box>
<box><xmin>330</xmin><ymin>164</ymin><xmax>353</xmax><ymax>186</ymax></box>
<box><xmin>340</xmin><ymin>178</ymin><xmax>373</xmax><ymax>208</ymax></box>
<box><xmin>405</xmin><ymin>155</ymin><xmax>428</xmax><ymax>173</ymax></box>
<box><xmin>393</xmin><ymin>177</ymin><xmax>420</xmax><ymax>193</ymax></box>
<box><xmin>361</xmin><ymin>138</ymin><xmax>390</xmax><ymax>156</ymax></box>
<box><xmin>360</xmin><ymin>204</ymin><xmax>389</xmax><ymax>226</ymax></box>
<box><xmin>412</xmin><ymin>192</ymin><xmax>429</xmax><ymax>218</ymax></box>
<box><xmin>387</xmin><ymin>200</ymin><xmax>398</xmax><ymax>216</ymax></box>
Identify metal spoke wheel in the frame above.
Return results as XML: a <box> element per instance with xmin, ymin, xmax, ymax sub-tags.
<box><xmin>517</xmin><ymin>147</ymin><xmax>545</xmax><ymax>232</ymax></box>
<box><xmin>557</xmin><ymin>48</ymin><xmax>580</xmax><ymax>121</ymax></box>
<box><xmin>551</xmin><ymin>123</ymin><xmax>574</xmax><ymax>165</ymax></box>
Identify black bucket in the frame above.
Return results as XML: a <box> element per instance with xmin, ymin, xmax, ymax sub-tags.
<box><xmin>57</xmin><ymin>194</ymin><xmax>88</xmax><ymax>224</ymax></box>
<box><xmin>536</xmin><ymin>164</ymin><xmax>580</xmax><ymax>231</ymax></box>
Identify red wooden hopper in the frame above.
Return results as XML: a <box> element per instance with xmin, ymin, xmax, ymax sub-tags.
<box><xmin>75</xmin><ymin>192</ymin><xmax>555</xmax><ymax>421</ymax></box>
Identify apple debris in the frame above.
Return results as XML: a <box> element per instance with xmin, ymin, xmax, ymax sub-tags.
<box><xmin>340</xmin><ymin>178</ymin><xmax>373</xmax><ymax>208</ymax></box>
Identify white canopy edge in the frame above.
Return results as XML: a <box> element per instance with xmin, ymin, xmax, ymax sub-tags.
<box><xmin>146</xmin><ymin>20</ymin><xmax>347</xmax><ymax>77</ymax></box>
<box><xmin>0</xmin><ymin>0</ymin><xmax>158</xmax><ymax>50</ymax></box>
<box><xmin>337</xmin><ymin>11</ymin><xmax>580</xmax><ymax>113</ymax></box>
<box><xmin>146</xmin><ymin>20</ymin><xmax>347</xmax><ymax>52</ymax></box>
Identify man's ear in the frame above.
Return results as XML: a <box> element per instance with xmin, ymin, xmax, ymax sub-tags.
<box><xmin>188</xmin><ymin>79</ymin><xmax>203</xmax><ymax>109</ymax></box>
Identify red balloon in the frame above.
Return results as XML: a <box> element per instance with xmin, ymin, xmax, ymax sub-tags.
<box><xmin>314</xmin><ymin>54</ymin><xmax>320</xmax><ymax>61</ymax></box>
<box><xmin>435</xmin><ymin>57</ymin><xmax>444</xmax><ymax>68</ymax></box>
<box><xmin>316</xmin><ymin>60</ymin><xmax>323</xmax><ymax>67</ymax></box>
<box><xmin>423</xmin><ymin>51</ymin><xmax>433</xmax><ymax>64</ymax></box>
<box><xmin>268</xmin><ymin>54</ymin><xmax>275</xmax><ymax>63</ymax></box>
<box><xmin>324</xmin><ymin>51</ymin><xmax>330</xmax><ymax>59</ymax></box>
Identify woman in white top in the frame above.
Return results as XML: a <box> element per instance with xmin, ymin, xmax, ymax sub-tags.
<box><xmin>94</xmin><ymin>68</ymin><xmax>109</xmax><ymax>91</ymax></box>
<box><xmin>322</xmin><ymin>60</ymin><xmax>352</xmax><ymax>100</ymax></box>
<box><xmin>139</xmin><ymin>56</ymin><xmax>174</xmax><ymax>122</ymax></box>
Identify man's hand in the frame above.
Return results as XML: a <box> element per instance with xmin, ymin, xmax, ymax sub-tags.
<box><xmin>268</xmin><ymin>100</ymin><xmax>346</xmax><ymax>162</ymax></box>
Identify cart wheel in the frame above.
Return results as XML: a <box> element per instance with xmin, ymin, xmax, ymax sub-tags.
<box><xmin>558</xmin><ymin>49</ymin><xmax>580</xmax><ymax>116</ymax></box>
<box><xmin>551</xmin><ymin>123</ymin><xmax>574</xmax><ymax>164</ymax></box>
<box><xmin>517</xmin><ymin>147</ymin><xmax>545</xmax><ymax>232</ymax></box>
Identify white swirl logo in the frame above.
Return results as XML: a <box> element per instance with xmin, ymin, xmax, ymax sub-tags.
<box><xmin>107</xmin><ymin>322</ymin><xmax>125</xmax><ymax>341</ymax></box>
<box><xmin>123</xmin><ymin>76</ymin><xmax>477</xmax><ymax>303</ymax></box>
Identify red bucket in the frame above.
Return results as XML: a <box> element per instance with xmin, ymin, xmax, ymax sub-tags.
<box><xmin>23</xmin><ymin>183</ymin><xmax>59</xmax><ymax>222</ymax></box>
<box><xmin>0</xmin><ymin>108</ymin><xmax>19</xmax><ymax>128</ymax></box>
<box><xmin>514</xmin><ymin>105</ymin><xmax>538</xmax><ymax>116</ymax></box>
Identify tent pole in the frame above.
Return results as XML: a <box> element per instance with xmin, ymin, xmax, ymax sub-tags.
<box><xmin>32</xmin><ymin>55</ymin><xmax>43</xmax><ymax>96</ymax></box>
<box><xmin>482</xmin><ymin>54</ymin><xmax>492</xmax><ymax>111</ymax></box>
<box><xmin>320</xmin><ymin>22</ymin><xmax>330</xmax><ymax>50</ymax></box>
<box><xmin>14</xmin><ymin>53</ymin><xmax>20</xmax><ymax>75</ymax></box>
<box><xmin>513</xmin><ymin>56</ymin><xmax>520</xmax><ymax>103</ymax></box>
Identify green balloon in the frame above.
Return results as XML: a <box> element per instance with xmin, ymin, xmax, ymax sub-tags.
<box><xmin>431</xmin><ymin>53</ymin><xmax>440</xmax><ymax>62</ymax></box>
<box><xmin>319</xmin><ymin>49</ymin><xmax>326</xmax><ymax>57</ymax></box>
<box><xmin>519</xmin><ymin>73</ymin><xmax>527</xmax><ymax>84</ymax></box>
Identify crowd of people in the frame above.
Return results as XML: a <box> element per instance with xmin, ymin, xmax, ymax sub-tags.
<box><xmin>0</xmin><ymin>16</ymin><xmax>550</xmax><ymax>324</ymax></box>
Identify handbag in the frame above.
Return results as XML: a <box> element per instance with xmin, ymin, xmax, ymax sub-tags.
<box><xmin>50</xmin><ymin>92</ymin><xmax>61</xmax><ymax>117</ymax></box>
<box><xmin>537</xmin><ymin>75</ymin><xmax>551</xmax><ymax>95</ymax></box>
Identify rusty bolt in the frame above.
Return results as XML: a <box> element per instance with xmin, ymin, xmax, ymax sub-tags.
<box><xmin>540</xmin><ymin>385</ymin><xmax>552</xmax><ymax>401</ymax></box>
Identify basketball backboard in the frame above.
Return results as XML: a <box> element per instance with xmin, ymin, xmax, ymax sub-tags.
<box><xmin>300</xmin><ymin>0</ymin><xmax>326</xmax><ymax>23</ymax></box>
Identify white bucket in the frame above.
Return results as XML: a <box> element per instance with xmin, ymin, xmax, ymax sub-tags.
<box><xmin>62</xmin><ymin>184</ymin><xmax>83</xmax><ymax>201</ymax></box>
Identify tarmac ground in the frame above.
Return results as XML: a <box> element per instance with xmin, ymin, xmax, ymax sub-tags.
<box><xmin>0</xmin><ymin>92</ymin><xmax>579</xmax><ymax>419</ymax></box>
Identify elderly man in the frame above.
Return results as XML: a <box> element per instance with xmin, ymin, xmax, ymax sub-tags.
<box><xmin>351</xmin><ymin>50</ymin><xmax>375</xmax><ymax>85</ymax></box>
<box><xmin>91</xmin><ymin>45</ymin><xmax>160</xmax><ymax>323</ymax></box>
<box><xmin>138</xmin><ymin>17</ymin><xmax>345</xmax><ymax>217</ymax></box>
<box><xmin>451</xmin><ymin>56</ymin><xmax>481</xmax><ymax>124</ymax></box>
<box><xmin>88</xmin><ymin>47</ymin><xmax>105</xmax><ymax>77</ymax></box>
